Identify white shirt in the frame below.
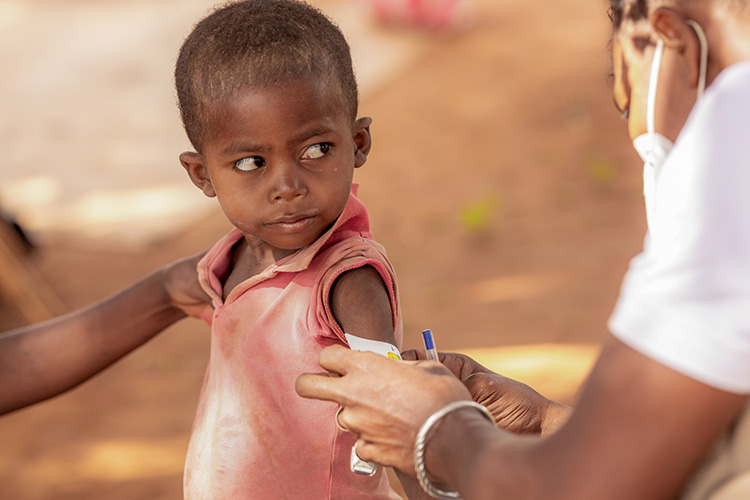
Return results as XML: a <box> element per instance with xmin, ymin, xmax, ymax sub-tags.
<box><xmin>609</xmin><ymin>62</ymin><xmax>750</xmax><ymax>394</ymax></box>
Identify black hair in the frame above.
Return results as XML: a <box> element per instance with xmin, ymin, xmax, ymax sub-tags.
<box><xmin>608</xmin><ymin>0</ymin><xmax>650</xmax><ymax>32</ymax></box>
<box><xmin>175</xmin><ymin>0</ymin><xmax>359</xmax><ymax>152</ymax></box>
<box><xmin>608</xmin><ymin>0</ymin><xmax>750</xmax><ymax>32</ymax></box>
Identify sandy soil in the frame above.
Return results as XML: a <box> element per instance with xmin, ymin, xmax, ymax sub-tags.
<box><xmin>0</xmin><ymin>0</ymin><xmax>647</xmax><ymax>498</ymax></box>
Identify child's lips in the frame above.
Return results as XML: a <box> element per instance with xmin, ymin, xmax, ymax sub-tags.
<box><xmin>267</xmin><ymin>214</ymin><xmax>318</xmax><ymax>233</ymax></box>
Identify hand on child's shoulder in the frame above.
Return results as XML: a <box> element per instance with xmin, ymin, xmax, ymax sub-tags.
<box><xmin>163</xmin><ymin>251</ymin><xmax>212</xmax><ymax>319</ymax></box>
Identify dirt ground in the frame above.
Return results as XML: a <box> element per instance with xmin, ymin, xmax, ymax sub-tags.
<box><xmin>0</xmin><ymin>0</ymin><xmax>647</xmax><ymax>498</ymax></box>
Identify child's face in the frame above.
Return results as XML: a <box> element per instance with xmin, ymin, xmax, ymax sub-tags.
<box><xmin>181</xmin><ymin>80</ymin><xmax>370</xmax><ymax>257</ymax></box>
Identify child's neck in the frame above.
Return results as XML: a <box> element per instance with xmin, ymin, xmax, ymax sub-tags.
<box><xmin>222</xmin><ymin>237</ymin><xmax>299</xmax><ymax>300</ymax></box>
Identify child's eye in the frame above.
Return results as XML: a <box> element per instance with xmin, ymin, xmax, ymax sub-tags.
<box><xmin>302</xmin><ymin>143</ymin><xmax>331</xmax><ymax>160</ymax></box>
<box><xmin>235</xmin><ymin>156</ymin><xmax>265</xmax><ymax>172</ymax></box>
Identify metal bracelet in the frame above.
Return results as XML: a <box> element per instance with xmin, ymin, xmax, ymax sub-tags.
<box><xmin>413</xmin><ymin>400</ymin><xmax>495</xmax><ymax>499</ymax></box>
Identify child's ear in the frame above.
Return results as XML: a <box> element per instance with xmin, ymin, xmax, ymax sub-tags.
<box><xmin>352</xmin><ymin>116</ymin><xmax>372</xmax><ymax>169</ymax></box>
<box><xmin>180</xmin><ymin>152</ymin><xmax>216</xmax><ymax>198</ymax></box>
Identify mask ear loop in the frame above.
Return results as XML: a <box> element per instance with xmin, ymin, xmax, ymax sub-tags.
<box><xmin>647</xmin><ymin>20</ymin><xmax>707</xmax><ymax>136</ymax></box>
<box><xmin>685</xmin><ymin>19</ymin><xmax>708</xmax><ymax>97</ymax></box>
<box><xmin>646</xmin><ymin>38</ymin><xmax>664</xmax><ymax>137</ymax></box>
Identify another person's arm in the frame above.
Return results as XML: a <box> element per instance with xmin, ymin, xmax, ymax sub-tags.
<box><xmin>403</xmin><ymin>349</ymin><xmax>572</xmax><ymax>436</ymax></box>
<box><xmin>0</xmin><ymin>252</ymin><xmax>209</xmax><ymax>415</ymax></box>
<box><xmin>297</xmin><ymin>336</ymin><xmax>746</xmax><ymax>500</ymax></box>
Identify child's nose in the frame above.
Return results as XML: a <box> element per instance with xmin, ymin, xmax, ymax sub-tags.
<box><xmin>269</xmin><ymin>161</ymin><xmax>307</xmax><ymax>202</ymax></box>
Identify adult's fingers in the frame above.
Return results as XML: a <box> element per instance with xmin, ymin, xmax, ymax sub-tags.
<box><xmin>295</xmin><ymin>371</ymin><xmax>346</xmax><ymax>405</ymax></box>
<box><xmin>296</xmin><ymin>345</ymin><xmax>389</xmax><ymax>404</ymax></box>
<box><xmin>401</xmin><ymin>349</ymin><xmax>451</xmax><ymax>362</ymax></box>
<box><xmin>400</xmin><ymin>349</ymin><xmax>421</xmax><ymax>361</ymax></box>
<box><xmin>402</xmin><ymin>349</ymin><xmax>484</xmax><ymax>380</ymax></box>
<box><xmin>316</xmin><ymin>344</ymin><xmax>355</xmax><ymax>375</ymax></box>
<box><xmin>316</xmin><ymin>343</ymin><xmax>395</xmax><ymax>376</ymax></box>
<box><xmin>318</xmin><ymin>344</ymin><xmax>407</xmax><ymax>377</ymax></box>
<box><xmin>401</xmin><ymin>349</ymin><xmax>455</xmax><ymax>365</ymax></box>
<box><xmin>354</xmin><ymin>438</ymin><xmax>414</xmax><ymax>475</ymax></box>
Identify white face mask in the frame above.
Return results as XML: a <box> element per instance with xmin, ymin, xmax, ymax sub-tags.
<box><xmin>632</xmin><ymin>19</ymin><xmax>708</xmax><ymax>172</ymax></box>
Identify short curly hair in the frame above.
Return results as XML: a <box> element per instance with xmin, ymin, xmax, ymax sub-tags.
<box><xmin>608</xmin><ymin>0</ymin><xmax>650</xmax><ymax>31</ymax></box>
<box><xmin>175</xmin><ymin>0</ymin><xmax>359</xmax><ymax>152</ymax></box>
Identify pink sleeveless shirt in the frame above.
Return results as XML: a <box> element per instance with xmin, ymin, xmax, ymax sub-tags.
<box><xmin>184</xmin><ymin>188</ymin><xmax>403</xmax><ymax>499</ymax></box>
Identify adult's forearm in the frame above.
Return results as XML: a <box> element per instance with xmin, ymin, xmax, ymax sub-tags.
<box><xmin>423</xmin><ymin>407</ymin><xmax>543</xmax><ymax>500</ymax></box>
<box><xmin>419</xmin><ymin>337</ymin><xmax>748</xmax><ymax>500</ymax></box>
<box><xmin>0</xmin><ymin>268</ymin><xmax>186</xmax><ymax>415</ymax></box>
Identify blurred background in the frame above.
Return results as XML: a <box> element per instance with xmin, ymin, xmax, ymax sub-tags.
<box><xmin>0</xmin><ymin>0</ymin><xmax>647</xmax><ymax>498</ymax></box>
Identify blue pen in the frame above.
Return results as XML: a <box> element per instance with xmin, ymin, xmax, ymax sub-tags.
<box><xmin>421</xmin><ymin>329</ymin><xmax>439</xmax><ymax>361</ymax></box>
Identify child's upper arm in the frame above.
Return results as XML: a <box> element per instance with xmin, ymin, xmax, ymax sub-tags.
<box><xmin>329</xmin><ymin>265</ymin><xmax>396</xmax><ymax>346</ymax></box>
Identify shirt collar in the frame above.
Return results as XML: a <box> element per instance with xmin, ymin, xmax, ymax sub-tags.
<box><xmin>271</xmin><ymin>183</ymin><xmax>370</xmax><ymax>273</ymax></box>
<box><xmin>198</xmin><ymin>184</ymin><xmax>372</xmax><ymax>307</ymax></box>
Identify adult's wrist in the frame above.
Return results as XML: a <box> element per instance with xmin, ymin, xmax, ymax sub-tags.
<box><xmin>421</xmin><ymin>402</ymin><xmax>496</xmax><ymax>495</ymax></box>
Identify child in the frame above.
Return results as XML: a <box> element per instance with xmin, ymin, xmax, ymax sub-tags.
<box><xmin>175</xmin><ymin>1</ymin><xmax>414</xmax><ymax>498</ymax></box>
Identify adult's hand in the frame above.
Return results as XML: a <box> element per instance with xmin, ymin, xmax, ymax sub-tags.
<box><xmin>403</xmin><ymin>350</ymin><xmax>572</xmax><ymax>435</ymax></box>
<box><xmin>296</xmin><ymin>344</ymin><xmax>472</xmax><ymax>473</ymax></box>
